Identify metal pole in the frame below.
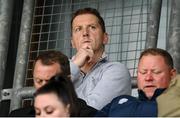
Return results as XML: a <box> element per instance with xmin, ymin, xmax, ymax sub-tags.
<box><xmin>11</xmin><ymin>87</ymin><xmax>35</xmax><ymax>109</ymax></box>
<box><xmin>167</xmin><ymin>0</ymin><xmax>180</xmax><ymax>74</ymax></box>
<box><xmin>10</xmin><ymin>0</ymin><xmax>35</xmax><ymax>111</ymax></box>
<box><xmin>145</xmin><ymin>0</ymin><xmax>162</xmax><ymax>48</ymax></box>
<box><xmin>0</xmin><ymin>0</ymin><xmax>14</xmax><ymax>98</ymax></box>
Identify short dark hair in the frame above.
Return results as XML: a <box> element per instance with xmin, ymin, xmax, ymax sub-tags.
<box><xmin>34</xmin><ymin>76</ymin><xmax>79</xmax><ymax>116</ymax></box>
<box><xmin>139</xmin><ymin>48</ymin><xmax>174</xmax><ymax>69</ymax></box>
<box><xmin>33</xmin><ymin>50</ymin><xmax>70</xmax><ymax>78</ymax></box>
<box><xmin>71</xmin><ymin>7</ymin><xmax>106</xmax><ymax>33</ymax></box>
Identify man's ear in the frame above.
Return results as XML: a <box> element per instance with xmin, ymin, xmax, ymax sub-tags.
<box><xmin>103</xmin><ymin>33</ymin><xmax>109</xmax><ymax>45</ymax></box>
<box><xmin>170</xmin><ymin>68</ymin><xmax>177</xmax><ymax>79</ymax></box>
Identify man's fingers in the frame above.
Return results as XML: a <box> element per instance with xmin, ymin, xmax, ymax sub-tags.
<box><xmin>72</xmin><ymin>48</ymin><xmax>94</xmax><ymax>67</ymax></box>
<box><xmin>86</xmin><ymin>45</ymin><xmax>92</xmax><ymax>50</ymax></box>
<box><xmin>79</xmin><ymin>47</ymin><xmax>94</xmax><ymax>63</ymax></box>
<box><xmin>82</xmin><ymin>45</ymin><xmax>92</xmax><ymax>50</ymax></box>
<box><xmin>85</xmin><ymin>48</ymin><xmax>94</xmax><ymax>63</ymax></box>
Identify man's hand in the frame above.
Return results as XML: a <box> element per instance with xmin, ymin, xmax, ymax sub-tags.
<box><xmin>72</xmin><ymin>46</ymin><xmax>94</xmax><ymax>68</ymax></box>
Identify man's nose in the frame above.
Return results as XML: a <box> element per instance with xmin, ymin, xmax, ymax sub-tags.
<box><xmin>145</xmin><ymin>73</ymin><xmax>154</xmax><ymax>81</ymax></box>
<box><xmin>82</xmin><ymin>28</ymin><xmax>89</xmax><ymax>37</ymax></box>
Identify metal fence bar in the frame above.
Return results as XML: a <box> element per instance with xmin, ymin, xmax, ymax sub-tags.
<box><xmin>16</xmin><ymin>87</ymin><xmax>35</xmax><ymax>98</ymax></box>
<box><xmin>10</xmin><ymin>0</ymin><xmax>35</xmax><ymax>111</ymax></box>
<box><xmin>0</xmin><ymin>0</ymin><xmax>14</xmax><ymax>99</ymax></box>
<box><xmin>145</xmin><ymin>0</ymin><xmax>162</xmax><ymax>48</ymax></box>
<box><xmin>167</xmin><ymin>0</ymin><xmax>180</xmax><ymax>73</ymax></box>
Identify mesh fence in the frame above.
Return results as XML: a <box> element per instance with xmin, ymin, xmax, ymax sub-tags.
<box><xmin>26</xmin><ymin>0</ymin><xmax>152</xmax><ymax>87</ymax></box>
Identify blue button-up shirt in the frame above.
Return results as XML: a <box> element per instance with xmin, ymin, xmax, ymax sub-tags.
<box><xmin>70</xmin><ymin>53</ymin><xmax>131</xmax><ymax>110</ymax></box>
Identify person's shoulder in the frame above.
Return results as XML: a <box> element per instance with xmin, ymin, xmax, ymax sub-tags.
<box><xmin>170</xmin><ymin>74</ymin><xmax>180</xmax><ymax>87</ymax></box>
<box><xmin>76</xmin><ymin>98</ymin><xmax>97</xmax><ymax>109</ymax></box>
<box><xmin>76</xmin><ymin>98</ymin><xmax>97</xmax><ymax>117</ymax></box>
<box><xmin>102</xmin><ymin>60</ymin><xmax>128</xmax><ymax>70</ymax></box>
<box><xmin>9</xmin><ymin>106</ymin><xmax>35</xmax><ymax>117</ymax></box>
<box><xmin>99</xmin><ymin>95</ymin><xmax>140</xmax><ymax>117</ymax></box>
<box><xmin>105</xmin><ymin>95</ymin><xmax>157</xmax><ymax>117</ymax></box>
<box><xmin>111</xmin><ymin>95</ymin><xmax>138</xmax><ymax>104</ymax></box>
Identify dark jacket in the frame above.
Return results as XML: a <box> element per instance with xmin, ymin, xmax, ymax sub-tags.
<box><xmin>9</xmin><ymin>106</ymin><xmax>35</xmax><ymax>117</ymax></box>
<box><xmin>96</xmin><ymin>89</ymin><xmax>165</xmax><ymax>117</ymax></box>
<box><xmin>9</xmin><ymin>98</ymin><xmax>97</xmax><ymax>117</ymax></box>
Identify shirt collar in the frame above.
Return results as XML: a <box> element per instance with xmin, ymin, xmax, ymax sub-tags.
<box><xmin>99</xmin><ymin>52</ymin><xmax>107</xmax><ymax>62</ymax></box>
<box><xmin>138</xmin><ymin>88</ymin><xmax>166</xmax><ymax>101</ymax></box>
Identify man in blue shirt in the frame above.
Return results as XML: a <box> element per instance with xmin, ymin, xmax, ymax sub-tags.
<box><xmin>70</xmin><ymin>7</ymin><xmax>131</xmax><ymax>110</ymax></box>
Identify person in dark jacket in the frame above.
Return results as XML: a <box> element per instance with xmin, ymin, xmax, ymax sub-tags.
<box><xmin>9</xmin><ymin>50</ymin><xmax>97</xmax><ymax>117</ymax></box>
<box><xmin>96</xmin><ymin>48</ymin><xmax>176</xmax><ymax>117</ymax></box>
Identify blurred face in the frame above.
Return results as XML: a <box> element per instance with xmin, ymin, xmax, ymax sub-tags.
<box><xmin>71</xmin><ymin>14</ymin><xmax>108</xmax><ymax>52</ymax></box>
<box><xmin>33</xmin><ymin>60</ymin><xmax>61</xmax><ymax>89</ymax></box>
<box><xmin>137</xmin><ymin>55</ymin><xmax>176</xmax><ymax>98</ymax></box>
<box><xmin>35</xmin><ymin>92</ymin><xmax>70</xmax><ymax>117</ymax></box>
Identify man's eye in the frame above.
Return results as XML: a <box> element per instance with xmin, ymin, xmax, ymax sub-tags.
<box><xmin>35</xmin><ymin>79</ymin><xmax>43</xmax><ymax>84</ymax></box>
<box><xmin>153</xmin><ymin>71</ymin><xmax>161</xmax><ymax>74</ymax></box>
<box><xmin>89</xmin><ymin>25</ymin><xmax>96</xmax><ymax>30</ymax></box>
<box><xmin>74</xmin><ymin>27</ymin><xmax>81</xmax><ymax>32</ymax></box>
<box><xmin>139</xmin><ymin>71</ymin><xmax>146</xmax><ymax>75</ymax></box>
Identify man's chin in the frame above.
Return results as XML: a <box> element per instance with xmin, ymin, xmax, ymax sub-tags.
<box><xmin>144</xmin><ymin>88</ymin><xmax>156</xmax><ymax>97</ymax></box>
<box><xmin>82</xmin><ymin>43</ymin><xmax>92</xmax><ymax>48</ymax></box>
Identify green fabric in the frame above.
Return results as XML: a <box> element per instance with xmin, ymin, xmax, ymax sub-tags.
<box><xmin>157</xmin><ymin>74</ymin><xmax>180</xmax><ymax>117</ymax></box>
